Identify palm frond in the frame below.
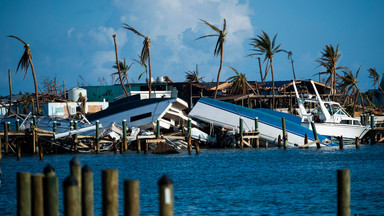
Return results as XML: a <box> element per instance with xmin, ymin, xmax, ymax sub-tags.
<box><xmin>122</xmin><ymin>24</ymin><xmax>145</xmax><ymax>38</ymax></box>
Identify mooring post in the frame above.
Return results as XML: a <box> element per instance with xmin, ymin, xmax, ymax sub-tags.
<box><xmin>82</xmin><ymin>165</ymin><xmax>94</xmax><ymax>216</ymax></box>
<box><xmin>124</xmin><ymin>180</ymin><xmax>140</xmax><ymax>216</ymax></box>
<box><xmin>53</xmin><ymin>121</ymin><xmax>57</xmax><ymax>133</ymax></box>
<box><xmin>31</xmin><ymin>174</ymin><xmax>44</xmax><ymax>216</ymax></box>
<box><xmin>157</xmin><ymin>120</ymin><xmax>160</xmax><ymax>139</ymax></box>
<box><xmin>102</xmin><ymin>169</ymin><xmax>119</xmax><ymax>216</ymax></box>
<box><xmin>63</xmin><ymin>175</ymin><xmax>80</xmax><ymax>216</ymax></box>
<box><xmin>239</xmin><ymin>118</ymin><xmax>244</xmax><ymax>149</ymax></box>
<box><xmin>43</xmin><ymin>164</ymin><xmax>59</xmax><ymax>216</ymax></box>
<box><xmin>136</xmin><ymin>135</ymin><xmax>141</xmax><ymax>154</ymax></box>
<box><xmin>282</xmin><ymin>117</ymin><xmax>287</xmax><ymax>149</ymax></box>
<box><xmin>310</xmin><ymin>121</ymin><xmax>321</xmax><ymax>149</ymax></box>
<box><xmin>4</xmin><ymin>122</ymin><xmax>9</xmax><ymax>155</ymax></box>
<box><xmin>17</xmin><ymin>172</ymin><xmax>31</xmax><ymax>216</ymax></box>
<box><xmin>70</xmin><ymin>157</ymin><xmax>82</xmax><ymax>214</ymax></box>
<box><xmin>339</xmin><ymin>136</ymin><xmax>344</xmax><ymax>150</ymax></box>
<box><xmin>305</xmin><ymin>133</ymin><xmax>308</xmax><ymax>145</ymax></box>
<box><xmin>337</xmin><ymin>169</ymin><xmax>350</xmax><ymax>216</ymax></box>
<box><xmin>370</xmin><ymin>114</ymin><xmax>375</xmax><ymax>129</ymax></box>
<box><xmin>355</xmin><ymin>137</ymin><xmax>360</xmax><ymax>149</ymax></box>
<box><xmin>188</xmin><ymin>119</ymin><xmax>192</xmax><ymax>154</ymax></box>
<box><xmin>70</xmin><ymin>120</ymin><xmax>74</xmax><ymax>130</ymax></box>
<box><xmin>96</xmin><ymin>120</ymin><xmax>100</xmax><ymax>153</ymax></box>
<box><xmin>144</xmin><ymin>140</ymin><xmax>148</xmax><ymax>154</ymax></box>
<box><xmin>278</xmin><ymin>135</ymin><xmax>282</xmax><ymax>148</ymax></box>
<box><xmin>123</xmin><ymin>119</ymin><xmax>127</xmax><ymax>152</ymax></box>
<box><xmin>33</xmin><ymin>115</ymin><xmax>37</xmax><ymax>127</ymax></box>
<box><xmin>158</xmin><ymin>175</ymin><xmax>174</xmax><ymax>216</ymax></box>
<box><xmin>195</xmin><ymin>140</ymin><xmax>200</xmax><ymax>154</ymax></box>
<box><xmin>17</xmin><ymin>141</ymin><xmax>22</xmax><ymax>161</ymax></box>
<box><xmin>16</xmin><ymin>119</ymin><xmax>20</xmax><ymax>132</ymax></box>
<box><xmin>254</xmin><ymin>117</ymin><xmax>259</xmax><ymax>148</ymax></box>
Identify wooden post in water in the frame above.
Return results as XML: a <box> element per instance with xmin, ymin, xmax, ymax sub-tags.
<box><xmin>43</xmin><ymin>165</ymin><xmax>59</xmax><ymax>216</ymax></box>
<box><xmin>355</xmin><ymin>137</ymin><xmax>360</xmax><ymax>149</ymax></box>
<box><xmin>63</xmin><ymin>175</ymin><xmax>80</xmax><ymax>216</ymax></box>
<box><xmin>310</xmin><ymin>121</ymin><xmax>321</xmax><ymax>149</ymax></box>
<box><xmin>188</xmin><ymin>119</ymin><xmax>192</xmax><ymax>154</ymax></box>
<box><xmin>70</xmin><ymin>157</ymin><xmax>82</xmax><ymax>214</ymax></box>
<box><xmin>102</xmin><ymin>169</ymin><xmax>118</xmax><ymax>216</ymax></box>
<box><xmin>370</xmin><ymin>114</ymin><xmax>375</xmax><ymax>129</ymax></box>
<box><xmin>74</xmin><ymin>121</ymin><xmax>78</xmax><ymax>151</ymax></box>
<box><xmin>144</xmin><ymin>140</ymin><xmax>148</xmax><ymax>154</ymax></box>
<box><xmin>82</xmin><ymin>165</ymin><xmax>94</xmax><ymax>216</ymax></box>
<box><xmin>195</xmin><ymin>140</ymin><xmax>200</xmax><ymax>154</ymax></box>
<box><xmin>158</xmin><ymin>175</ymin><xmax>174</xmax><ymax>216</ymax></box>
<box><xmin>239</xmin><ymin>118</ymin><xmax>244</xmax><ymax>149</ymax></box>
<box><xmin>96</xmin><ymin>120</ymin><xmax>100</xmax><ymax>153</ymax></box>
<box><xmin>337</xmin><ymin>169</ymin><xmax>350</xmax><ymax>216</ymax></box>
<box><xmin>156</xmin><ymin>120</ymin><xmax>160</xmax><ymax>139</ymax></box>
<box><xmin>39</xmin><ymin>143</ymin><xmax>44</xmax><ymax>161</ymax></box>
<box><xmin>17</xmin><ymin>138</ymin><xmax>22</xmax><ymax>161</ymax></box>
<box><xmin>4</xmin><ymin>122</ymin><xmax>9</xmax><ymax>155</ymax></box>
<box><xmin>17</xmin><ymin>172</ymin><xmax>31</xmax><ymax>216</ymax></box>
<box><xmin>136</xmin><ymin>136</ymin><xmax>141</xmax><ymax>154</ymax></box>
<box><xmin>278</xmin><ymin>135</ymin><xmax>282</xmax><ymax>148</ymax></box>
<box><xmin>339</xmin><ymin>136</ymin><xmax>344</xmax><ymax>150</ymax></box>
<box><xmin>265</xmin><ymin>140</ymin><xmax>268</xmax><ymax>148</ymax></box>
<box><xmin>304</xmin><ymin>133</ymin><xmax>309</xmax><ymax>149</ymax></box>
<box><xmin>282</xmin><ymin>117</ymin><xmax>287</xmax><ymax>149</ymax></box>
<box><xmin>255</xmin><ymin>117</ymin><xmax>259</xmax><ymax>148</ymax></box>
<box><xmin>123</xmin><ymin>119</ymin><xmax>127</xmax><ymax>152</ymax></box>
<box><xmin>33</xmin><ymin>115</ymin><xmax>37</xmax><ymax>127</ymax></box>
<box><xmin>31</xmin><ymin>174</ymin><xmax>44</xmax><ymax>216</ymax></box>
<box><xmin>124</xmin><ymin>180</ymin><xmax>140</xmax><ymax>216</ymax></box>
<box><xmin>53</xmin><ymin>121</ymin><xmax>57</xmax><ymax>133</ymax></box>
<box><xmin>16</xmin><ymin>119</ymin><xmax>20</xmax><ymax>132</ymax></box>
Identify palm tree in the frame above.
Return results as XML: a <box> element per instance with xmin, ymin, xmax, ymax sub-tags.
<box><xmin>196</xmin><ymin>19</ymin><xmax>227</xmax><ymax>99</ymax></box>
<box><xmin>315</xmin><ymin>44</ymin><xmax>346</xmax><ymax>100</ymax></box>
<box><xmin>248</xmin><ymin>30</ymin><xmax>285</xmax><ymax>109</ymax></box>
<box><xmin>368</xmin><ymin>67</ymin><xmax>384</xmax><ymax>96</ymax></box>
<box><xmin>226</xmin><ymin>66</ymin><xmax>258</xmax><ymax>95</ymax></box>
<box><xmin>8</xmin><ymin>35</ymin><xmax>40</xmax><ymax>114</ymax></box>
<box><xmin>185</xmin><ymin>64</ymin><xmax>205</xmax><ymax>108</ymax></box>
<box><xmin>339</xmin><ymin>66</ymin><xmax>365</xmax><ymax>112</ymax></box>
<box><xmin>112</xmin><ymin>34</ymin><xmax>129</xmax><ymax>97</ymax></box>
<box><xmin>287</xmin><ymin>51</ymin><xmax>296</xmax><ymax>80</ymax></box>
<box><xmin>112</xmin><ymin>58</ymin><xmax>133</xmax><ymax>92</ymax></box>
<box><xmin>123</xmin><ymin>24</ymin><xmax>152</xmax><ymax>98</ymax></box>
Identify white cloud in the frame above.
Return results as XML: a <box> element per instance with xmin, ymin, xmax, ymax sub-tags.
<box><xmin>88</xmin><ymin>26</ymin><xmax>128</xmax><ymax>48</ymax></box>
<box><xmin>67</xmin><ymin>27</ymin><xmax>75</xmax><ymax>37</ymax></box>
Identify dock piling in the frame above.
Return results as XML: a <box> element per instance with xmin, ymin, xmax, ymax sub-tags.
<box><xmin>102</xmin><ymin>169</ymin><xmax>119</xmax><ymax>216</ymax></box>
<box><xmin>282</xmin><ymin>117</ymin><xmax>287</xmax><ymax>149</ymax></box>
<box><xmin>278</xmin><ymin>135</ymin><xmax>282</xmax><ymax>148</ymax></box>
<box><xmin>355</xmin><ymin>137</ymin><xmax>360</xmax><ymax>149</ymax></box>
<box><xmin>63</xmin><ymin>175</ymin><xmax>80</xmax><ymax>216</ymax></box>
<box><xmin>124</xmin><ymin>180</ymin><xmax>140</xmax><ymax>216</ymax></box>
<box><xmin>70</xmin><ymin>157</ymin><xmax>82</xmax><ymax>214</ymax></box>
<box><xmin>96</xmin><ymin>120</ymin><xmax>100</xmax><ymax>153</ymax></box>
<box><xmin>123</xmin><ymin>119</ymin><xmax>127</xmax><ymax>152</ymax></box>
<box><xmin>82</xmin><ymin>165</ymin><xmax>94</xmax><ymax>216</ymax></box>
<box><xmin>31</xmin><ymin>174</ymin><xmax>44</xmax><ymax>216</ymax></box>
<box><xmin>239</xmin><ymin>118</ymin><xmax>244</xmax><ymax>149</ymax></box>
<box><xmin>43</xmin><ymin>165</ymin><xmax>59</xmax><ymax>216</ymax></box>
<box><xmin>310</xmin><ymin>121</ymin><xmax>321</xmax><ymax>149</ymax></box>
<box><xmin>337</xmin><ymin>169</ymin><xmax>350</xmax><ymax>216</ymax></box>
<box><xmin>17</xmin><ymin>172</ymin><xmax>31</xmax><ymax>216</ymax></box>
<box><xmin>188</xmin><ymin>119</ymin><xmax>192</xmax><ymax>154</ymax></box>
<box><xmin>339</xmin><ymin>136</ymin><xmax>344</xmax><ymax>150</ymax></box>
<box><xmin>158</xmin><ymin>175</ymin><xmax>174</xmax><ymax>216</ymax></box>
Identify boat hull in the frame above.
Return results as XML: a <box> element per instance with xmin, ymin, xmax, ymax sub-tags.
<box><xmin>302</xmin><ymin>122</ymin><xmax>370</xmax><ymax>140</ymax></box>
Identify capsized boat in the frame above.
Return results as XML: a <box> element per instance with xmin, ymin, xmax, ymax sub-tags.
<box><xmin>87</xmin><ymin>97</ymin><xmax>189</xmax><ymax>130</ymax></box>
<box><xmin>188</xmin><ymin>97</ymin><xmax>335</xmax><ymax>147</ymax></box>
<box><xmin>292</xmin><ymin>80</ymin><xmax>370</xmax><ymax>141</ymax></box>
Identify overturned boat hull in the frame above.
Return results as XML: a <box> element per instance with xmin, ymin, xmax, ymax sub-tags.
<box><xmin>189</xmin><ymin>97</ymin><xmax>335</xmax><ymax>147</ymax></box>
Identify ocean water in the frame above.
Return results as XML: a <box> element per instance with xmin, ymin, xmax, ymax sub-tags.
<box><xmin>1</xmin><ymin>145</ymin><xmax>384</xmax><ymax>215</ymax></box>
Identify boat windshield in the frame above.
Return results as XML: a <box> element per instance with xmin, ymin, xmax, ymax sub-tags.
<box><xmin>311</xmin><ymin>106</ymin><xmax>323</xmax><ymax>115</ymax></box>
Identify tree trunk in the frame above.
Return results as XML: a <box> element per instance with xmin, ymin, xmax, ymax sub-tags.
<box><xmin>148</xmin><ymin>44</ymin><xmax>152</xmax><ymax>99</ymax></box>
<box><xmin>257</xmin><ymin>57</ymin><xmax>264</xmax><ymax>82</ymax></box>
<box><xmin>214</xmin><ymin>41</ymin><xmax>224</xmax><ymax>99</ymax></box>
<box><xmin>190</xmin><ymin>83</ymin><xmax>193</xmax><ymax>108</ymax></box>
<box><xmin>270</xmin><ymin>58</ymin><xmax>275</xmax><ymax>110</ymax></box>
<box><xmin>8</xmin><ymin>69</ymin><xmax>12</xmax><ymax>116</ymax></box>
<box><xmin>332</xmin><ymin>67</ymin><xmax>336</xmax><ymax>101</ymax></box>
<box><xmin>357</xmin><ymin>88</ymin><xmax>365</xmax><ymax>112</ymax></box>
<box><xmin>112</xmin><ymin>35</ymin><xmax>129</xmax><ymax>97</ymax></box>
<box><xmin>29</xmin><ymin>58</ymin><xmax>40</xmax><ymax>114</ymax></box>
<box><xmin>291</xmin><ymin>60</ymin><xmax>296</xmax><ymax>80</ymax></box>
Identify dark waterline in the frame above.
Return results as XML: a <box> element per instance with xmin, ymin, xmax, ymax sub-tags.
<box><xmin>1</xmin><ymin>145</ymin><xmax>384</xmax><ymax>215</ymax></box>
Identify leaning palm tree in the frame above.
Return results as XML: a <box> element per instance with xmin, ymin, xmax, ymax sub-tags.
<box><xmin>315</xmin><ymin>44</ymin><xmax>346</xmax><ymax>100</ymax></box>
<box><xmin>185</xmin><ymin>64</ymin><xmax>205</xmax><ymax>108</ymax></box>
<box><xmin>8</xmin><ymin>35</ymin><xmax>40</xmax><ymax>114</ymax></box>
<box><xmin>112</xmin><ymin>58</ymin><xmax>133</xmax><ymax>92</ymax></box>
<box><xmin>339</xmin><ymin>66</ymin><xmax>365</xmax><ymax>112</ymax></box>
<box><xmin>368</xmin><ymin>67</ymin><xmax>384</xmax><ymax>96</ymax></box>
<box><xmin>196</xmin><ymin>18</ymin><xmax>227</xmax><ymax>99</ymax></box>
<box><xmin>248</xmin><ymin>30</ymin><xmax>285</xmax><ymax>109</ymax></box>
<box><xmin>226</xmin><ymin>66</ymin><xmax>258</xmax><ymax>96</ymax></box>
<box><xmin>287</xmin><ymin>51</ymin><xmax>296</xmax><ymax>80</ymax></box>
<box><xmin>123</xmin><ymin>24</ymin><xmax>152</xmax><ymax>98</ymax></box>
<box><xmin>112</xmin><ymin>34</ymin><xmax>129</xmax><ymax>97</ymax></box>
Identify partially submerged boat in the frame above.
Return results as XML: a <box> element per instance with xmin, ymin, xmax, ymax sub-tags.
<box><xmin>292</xmin><ymin>80</ymin><xmax>370</xmax><ymax>141</ymax></box>
<box><xmin>87</xmin><ymin>97</ymin><xmax>189</xmax><ymax>130</ymax></box>
<box><xmin>189</xmin><ymin>97</ymin><xmax>335</xmax><ymax>147</ymax></box>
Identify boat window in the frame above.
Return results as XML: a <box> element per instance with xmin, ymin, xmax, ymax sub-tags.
<box><xmin>353</xmin><ymin>120</ymin><xmax>360</xmax><ymax>125</ymax></box>
<box><xmin>130</xmin><ymin>112</ymin><xmax>152</xmax><ymax>122</ymax></box>
<box><xmin>340</xmin><ymin>120</ymin><xmax>352</xmax><ymax>125</ymax></box>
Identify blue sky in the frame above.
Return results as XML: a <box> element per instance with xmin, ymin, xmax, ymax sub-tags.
<box><xmin>1</xmin><ymin>0</ymin><xmax>383</xmax><ymax>96</ymax></box>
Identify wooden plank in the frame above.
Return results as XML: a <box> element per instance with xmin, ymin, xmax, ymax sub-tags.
<box><xmin>146</xmin><ymin>139</ymin><xmax>166</xmax><ymax>144</ymax></box>
<box><xmin>299</xmin><ymin>140</ymin><xmax>320</xmax><ymax>148</ymax></box>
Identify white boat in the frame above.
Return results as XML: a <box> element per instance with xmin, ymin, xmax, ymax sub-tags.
<box><xmin>189</xmin><ymin>97</ymin><xmax>335</xmax><ymax>147</ymax></box>
<box><xmin>292</xmin><ymin>80</ymin><xmax>370</xmax><ymax>141</ymax></box>
<box><xmin>87</xmin><ymin>97</ymin><xmax>189</xmax><ymax>130</ymax></box>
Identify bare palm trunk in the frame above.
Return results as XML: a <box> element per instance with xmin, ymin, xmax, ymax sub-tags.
<box><xmin>214</xmin><ymin>42</ymin><xmax>224</xmax><ymax>99</ymax></box>
<box><xmin>148</xmin><ymin>48</ymin><xmax>152</xmax><ymax>99</ymax></box>
<box><xmin>8</xmin><ymin>69</ymin><xmax>12</xmax><ymax>116</ymax></box>
<box><xmin>263</xmin><ymin>63</ymin><xmax>271</xmax><ymax>82</ymax></box>
<box><xmin>291</xmin><ymin>60</ymin><xmax>296</xmax><ymax>80</ymax></box>
<box><xmin>333</xmin><ymin>70</ymin><xmax>336</xmax><ymax>101</ymax></box>
<box><xmin>357</xmin><ymin>87</ymin><xmax>365</xmax><ymax>112</ymax></box>
<box><xmin>258</xmin><ymin>57</ymin><xmax>264</xmax><ymax>82</ymax></box>
<box><xmin>29</xmin><ymin>58</ymin><xmax>40</xmax><ymax>114</ymax></box>
<box><xmin>270</xmin><ymin>59</ymin><xmax>275</xmax><ymax>110</ymax></box>
<box><xmin>190</xmin><ymin>83</ymin><xmax>193</xmax><ymax>108</ymax></box>
<box><xmin>113</xmin><ymin>35</ymin><xmax>129</xmax><ymax>97</ymax></box>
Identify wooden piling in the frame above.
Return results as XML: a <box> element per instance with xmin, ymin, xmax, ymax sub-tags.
<box><xmin>96</xmin><ymin>120</ymin><xmax>100</xmax><ymax>153</ymax></box>
<box><xmin>33</xmin><ymin>115</ymin><xmax>37</xmax><ymax>127</ymax></box>
<box><xmin>17</xmin><ymin>142</ymin><xmax>21</xmax><ymax>161</ymax></box>
<box><xmin>39</xmin><ymin>144</ymin><xmax>43</xmax><ymax>161</ymax></box>
<box><xmin>43</xmin><ymin>165</ymin><xmax>59</xmax><ymax>216</ymax></box>
<box><xmin>53</xmin><ymin>121</ymin><xmax>57</xmax><ymax>133</ymax></box>
<box><xmin>239</xmin><ymin>118</ymin><xmax>244</xmax><ymax>149</ymax></box>
<box><xmin>4</xmin><ymin>122</ymin><xmax>9</xmax><ymax>155</ymax></box>
<box><xmin>70</xmin><ymin>156</ymin><xmax>82</xmax><ymax>214</ymax></box>
<box><xmin>102</xmin><ymin>169</ymin><xmax>118</xmax><ymax>216</ymax></box>
<box><xmin>265</xmin><ymin>140</ymin><xmax>268</xmax><ymax>148</ymax></box>
<box><xmin>17</xmin><ymin>172</ymin><xmax>31</xmax><ymax>216</ymax></box>
<box><xmin>16</xmin><ymin>119</ymin><xmax>20</xmax><ymax>132</ymax></box>
<box><xmin>124</xmin><ymin>180</ymin><xmax>140</xmax><ymax>216</ymax></box>
<box><xmin>188</xmin><ymin>119</ymin><xmax>192</xmax><ymax>154</ymax></box>
<box><xmin>195</xmin><ymin>141</ymin><xmax>200</xmax><ymax>154</ymax></box>
<box><xmin>156</xmin><ymin>120</ymin><xmax>160</xmax><ymax>139</ymax></box>
<box><xmin>158</xmin><ymin>175</ymin><xmax>174</xmax><ymax>216</ymax></box>
<box><xmin>310</xmin><ymin>122</ymin><xmax>321</xmax><ymax>149</ymax></box>
<box><xmin>339</xmin><ymin>136</ymin><xmax>344</xmax><ymax>150</ymax></box>
<box><xmin>31</xmin><ymin>174</ymin><xmax>44</xmax><ymax>216</ymax></box>
<box><xmin>370</xmin><ymin>114</ymin><xmax>374</xmax><ymax>129</ymax></box>
<box><xmin>63</xmin><ymin>175</ymin><xmax>80</xmax><ymax>216</ymax></box>
<box><xmin>282</xmin><ymin>117</ymin><xmax>287</xmax><ymax>149</ymax></box>
<box><xmin>123</xmin><ymin>119</ymin><xmax>127</xmax><ymax>152</ymax></box>
<box><xmin>136</xmin><ymin>136</ymin><xmax>141</xmax><ymax>154</ymax></box>
<box><xmin>144</xmin><ymin>140</ymin><xmax>149</xmax><ymax>154</ymax></box>
<box><xmin>278</xmin><ymin>135</ymin><xmax>282</xmax><ymax>148</ymax></box>
<box><xmin>355</xmin><ymin>137</ymin><xmax>360</xmax><ymax>149</ymax></box>
<box><xmin>82</xmin><ymin>165</ymin><xmax>94</xmax><ymax>216</ymax></box>
<box><xmin>337</xmin><ymin>169</ymin><xmax>350</xmax><ymax>216</ymax></box>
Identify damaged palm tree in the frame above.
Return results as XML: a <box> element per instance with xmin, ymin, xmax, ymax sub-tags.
<box><xmin>112</xmin><ymin>34</ymin><xmax>129</xmax><ymax>97</ymax></box>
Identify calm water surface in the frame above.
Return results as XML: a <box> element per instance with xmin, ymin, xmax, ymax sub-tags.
<box><xmin>1</xmin><ymin>145</ymin><xmax>384</xmax><ymax>215</ymax></box>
